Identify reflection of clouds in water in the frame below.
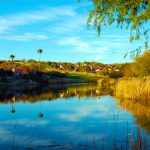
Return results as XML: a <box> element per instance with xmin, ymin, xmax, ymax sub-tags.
<box><xmin>59</xmin><ymin>96</ymin><xmax>134</xmax><ymax>123</ymax></box>
<box><xmin>50</xmin><ymin>125</ymin><xmax>104</xmax><ymax>143</ymax></box>
<box><xmin>0</xmin><ymin>119</ymin><xmax>49</xmax><ymax>127</ymax></box>
<box><xmin>0</xmin><ymin>123</ymin><xmax>104</xmax><ymax>148</ymax></box>
<box><xmin>0</xmin><ymin>95</ymin><xmax>140</xmax><ymax>149</ymax></box>
<box><xmin>59</xmin><ymin>100</ymin><xmax>114</xmax><ymax>122</ymax></box>
<box><xmin>0</xmin><ymin>125</ymin><xmax>52</xmax><ymax>148</ymax></box>
<box><xmin>50</xmin><ymin>125</ymin><xmax>86</xmax><ymax>142</ymax></box>
<box><xmin>0</xmin><ymin>119</ymin><xmax>51</xmax><ymax>148</ymax></box>
<box><xmin>0</xmin><ymin>127</ymin><xmax>11</xmax><ymax>143</ymax></box>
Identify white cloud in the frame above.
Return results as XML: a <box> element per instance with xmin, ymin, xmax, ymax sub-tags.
<box><xmin>58</xmin><ymin>37</ymin><xmax>109</xmax><ymax>54</ymax></box>
<box><xmin>0</xmin><ymin>33</ymin><xmax>48</xmax><ymax>41</ymax></box>
<box><xmin>94</xmin><ymin>55</ymin><xmax>105</xmax><ymax>61</ymax></box>
<box><xmin>48</xmin><ymin>15</ymin><xmax>87</xmax><ymax>34</ymax></box>
<box><xmin>102</xmin><ymin>34</ymin><xmax>129</xmax><ymax>38</ymax></box>
<box><xmin>0</xmin><ymin>56</ymin><xmax>5</xmax><ymax>60</ymax></box>
<box><xmin>0</xmin><ymin>6</ymin><xmax>76</xmax><ymax>33</ymax></box>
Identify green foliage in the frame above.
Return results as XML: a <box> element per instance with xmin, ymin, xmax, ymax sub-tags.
<box><xmin>87</xmin><ymin>0</ymin><xmax>150</xmax><ymax>48</ymax></box>
<box><xmin>67</xmin><ymin>72</ymin><xmax>98</xmax><ymax>82</ymax></box>
<box><xmin>109</xmin><ymin>71</ymin><xmax>123</xmax><ymax>78</ymax></box>
<box><xmin>0</xmin><ymin>61</ymin><xmax>15</xmax><ymax>69</ymax></box>
<box><xmin>49</xmin><ymin>62</ymin><xmax>59</xmax><ymax>69</ymax></box>
<box><xmin>37</xmin><ymin>49</ymin><xmax>43</xmax><ymax>54</ymax></box>
<box><xmin>121</xmin><ymin>50</ymin><xmax>150</xmax><ymax>77</ymax></box>
<box><xmin>10</xmin><ymin>54</ymin><xmax>15</xmax><ymax>62</ymax></box>
<box><xmin>79</xmin><ymin>65</ymin><xmax>92</xmax><ymax>72</ymax></box>
<box><xmin>99</xmin><ymin>77</ymin><xmax>116</xmax><ymax>88</ymax></box>
<box><xmin>27</xmin><ymin>59</ymin><xmax>37</xmax><ymax>63</ymax></box>
<box><xmin>135</xmin><ymin>50</ymin><xmax>150</xmax><ymax>76</ymax></box>
<box><xmin>121</xmin><ymin>63</ymin><xmax>139</xmax><ymax>77</ymax></box>
<box><xmin>65</xmin><ymin>63</ymin><xmax>75</xmax><ymax>71</ymax></box>
<box><xmin>37</xmin><ymin>49</ymin><xmax>43</xmax><ymax>62</ymax></box>
<box><xmin>98</xmin><ymin>70</ymin><xmax>109</xmax><ymax>76</ymax></box>
<box><xmin>49</xmin><ymin>71</ymin><xmax>67</xmax><ymax>78</ymax></box>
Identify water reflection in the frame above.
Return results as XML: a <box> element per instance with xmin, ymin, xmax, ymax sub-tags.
<box><xmin>38</xmin><ymin>101</ymin><xmax>44</xmax><ymax>118</ymax></box>
<box><xmin>117</xmin><ymin>98</ymin><xmax>150</xmax><ymax>134</ymax></box>
<box><xmin>0</xmin><ymin>84</ymin><xmax>150</xmax><ymax>149</ymax></box>
<box><xmin>11</xmin><ymin>96</ymin><xmax>16</xmax><ymax>113</ymax></box>
<box><xmin>0</xmin><ymin>84</ymin><xmax>112</xmax><ymax>104</ymax></box>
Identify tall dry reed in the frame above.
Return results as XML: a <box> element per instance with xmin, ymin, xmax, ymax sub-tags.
<box><xmin>115</xmin><ymin>77</ymin><xmax>150</xmax><ymax>104</ymax></box>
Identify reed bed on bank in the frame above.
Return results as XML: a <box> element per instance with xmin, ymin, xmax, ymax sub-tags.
<box><xmin>115</xmin><ymin>77</ymin><xmax>150</xmax><ymax>104</ymax></box>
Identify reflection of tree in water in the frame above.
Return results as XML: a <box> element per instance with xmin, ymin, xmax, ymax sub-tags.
<box><xmin>38</xmin><ymin>112</ymin><xmax>44</xmax><ymax>118</ymax></box>
<box><xmin>116</xmin><ymin>98</ymin><xmax>150</xmax><ymax>134</ymax></box>
<box><xmin>11</xmin><ymin>103</ymin><xmax>15</xmax><ymax>113</ymax></box>
<box><xmin>38</xmin><ymin>94</ymin><xmax>44</xmax><ymax>118</ymax></box>
<box><xmin>0</xmin><ymin>85</ymin><xmax>113</xmax><ymax>116</ymax></box>
<box><xmin>0</xmin><ymin>84</ymin><xmax>113</xmax><ymax>104</ymax></box>
<box><xmin>11</xmin><ymin>96</ymin><xmax>16</xmax><ymax>113</ymax></box>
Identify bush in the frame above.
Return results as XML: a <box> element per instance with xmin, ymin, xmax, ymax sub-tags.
<box><xmin>49</xmin><ymin>71</ymin><xmax>67</xmax><ymax>78</ymax></box>
<box><xmin>121</xmin><ymin>50</ymin><xmax>150</xmax><ymax>77</ymax></box>
<box><xmin>109</xmin><ymin>71</ymin><xmax>123</xmax><ymax>78</ymax></box>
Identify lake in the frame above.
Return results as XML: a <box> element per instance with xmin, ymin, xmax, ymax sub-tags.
<box><xmin>0</xmin><ymin>84</ymin><xmax>150</xmax><ymax>150</ymax></box>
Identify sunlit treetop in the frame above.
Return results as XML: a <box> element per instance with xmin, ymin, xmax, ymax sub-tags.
<box><xmin>86</xmin><ymin>0</ymin><xmax>150</xmax><ymax>49</ymax></box>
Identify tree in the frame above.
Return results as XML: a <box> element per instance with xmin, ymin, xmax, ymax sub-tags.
<box><xmin>135</xmin><ymin>49</ymin><xmax>150</xmax><ymax>76</ymax></box>
<box><xmin>37</xmin><ymin>49</ymin><xmax>43</xmax><ymax>72</ymax></box>
<box><xmin>65</xmin><ymin>63</ymin><xmax>74</xmax><ymax>71</ymax></box>
<box><xmin>121</xmin><ymin>49</ymin><xmax>150</xmax><ymax>77</ymax></box>
<box><xmin>10</xmin><ymin>54</ymin><xmax>15</xmax><ymax>63</ymax></box>
<box><xmin>37</xmin><ymin>49</ymin><xmax>43</xmax><ymax>62</ymax></box>
<box><xmin>87</xmin><ymin>0</ymin><xmax>150</xmax><ymax>48</ymax></box>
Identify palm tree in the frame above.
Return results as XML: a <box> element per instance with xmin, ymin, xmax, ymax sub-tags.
<box><xmin>10</xmin><ymin>54</ymin><xmax>15</xmax><ymax>63</ymax></box>
<box><xmin>37</xmin><ymin>49</ymin><xmax>43</xmax><ymax>62</ymax></box>
<box><xmin>37</xmin><ymin>49</ymin><xmax>43</xmax><ymax>72</ymax></box>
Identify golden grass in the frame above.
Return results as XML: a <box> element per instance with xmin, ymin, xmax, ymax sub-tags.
<box><xmin>115</xmin><ymin>77</ymin><xmax>150</xmax><ymax>104</ymax></box>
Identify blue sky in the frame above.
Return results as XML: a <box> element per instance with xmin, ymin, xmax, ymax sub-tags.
<box><xmin>0</xmin><ymin>0</ymin><xmax>149</xmax><ymax>63</ymax></box>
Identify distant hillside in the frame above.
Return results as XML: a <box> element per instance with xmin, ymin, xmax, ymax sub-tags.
<box><xmin>0</xmin><ymin>60</ymin><xmax>122</xmax><ymax>77</ymax></box>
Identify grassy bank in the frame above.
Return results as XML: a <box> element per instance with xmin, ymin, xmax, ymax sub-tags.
<box><xmin>98</xmin><ymin>77</ymin><xmax>117</xmax><ymax>88</ymax></box>
<box><xmin>66</xmin><ymin>72</ymin><xmax>100</xmax><ymax>82</ymax></box>
<box><xmin>115</xmin><ymin>77</ymin><xmax>150</xmax><ymax>104</ymax></box>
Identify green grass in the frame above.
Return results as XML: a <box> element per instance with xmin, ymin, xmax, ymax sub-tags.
<box><xmin>66</xmin><ymin>72</ymin><xmax>100</xmax><ymax>81</ymax></box>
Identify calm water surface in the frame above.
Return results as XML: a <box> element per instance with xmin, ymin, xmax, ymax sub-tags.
<box><xmin>0</xmin><ymin>84</ymin><xmax>150</xmax><ymax>150</ymax></box>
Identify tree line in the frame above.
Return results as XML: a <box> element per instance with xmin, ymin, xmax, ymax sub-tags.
<box><xmin>1</xmin><ymin>49</ymin><xmax>150</xmax><ymax>78</ymax></box>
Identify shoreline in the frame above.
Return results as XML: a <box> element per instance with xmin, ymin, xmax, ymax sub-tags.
<box><xmin>0</xmin><ymin>77</ymin><xmax>98</xmax><ymax>89</ymax></box>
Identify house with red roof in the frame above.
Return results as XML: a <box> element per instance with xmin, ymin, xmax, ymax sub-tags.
<box><xmin>12</xmin><ymin>67</ymin><xmax>29</xmax><ymax>77</ymax></box>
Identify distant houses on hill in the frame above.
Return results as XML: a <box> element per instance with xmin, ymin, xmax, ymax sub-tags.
<box><xmin>0</xmin><ymin>61</ymin><xmax>122</xmax><ymax>80</ymax></box>
<box><xmin>12</xmin><ymin>67</ymin><xmax>29</xmax><ymax>77</ymax></box>
<box><xmin>56</xmin><ymin>63</ymin><xmax>121</xmax><ymax>73</ymax></box>
<box><xmin>0</xmin><ymin>67</ymin><xmax>38</xmax><ymax>79</ymax></box>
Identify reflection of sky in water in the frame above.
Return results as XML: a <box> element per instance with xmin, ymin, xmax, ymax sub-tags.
<box><xmin>0</xmin><ymin>96</ymin><xmax>150</xmax><ymax>149</ymax></box>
